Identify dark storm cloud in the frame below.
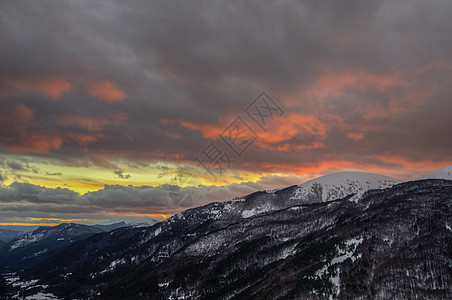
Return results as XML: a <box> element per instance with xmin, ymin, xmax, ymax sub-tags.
<box><xmin>0</xmin><ymin>182</ymin><xmax>78</xmax><ymax>204</ymax></box>
<box><xmin>6</xmin><ymin>161</ymin><xmax>26</xmax><ymax>171</ymax></box>
<box><xmin>45</xmin><ymin>172</ymin><xmax>63</xmax><ymax>177</ymax></box>
<box><xmin>0</xmin><ymin>0</ymin><xmax>451</xmax><ymax>174</ymax></box>
<box><xmin>113</xmin><ymin>170</ymin><xmax>131</xmax><ymax>179</ymax></box>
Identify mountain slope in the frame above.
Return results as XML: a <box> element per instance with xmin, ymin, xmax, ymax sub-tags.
<box><xmin>290</xmin><ymin>171</ymin><xmax>400</xmax><ymax>203</ymax></box>
<box><xmin>90</xmin><ymin>217</ymin><xmax>159</xmax><ymax>232</ymax></box>
<box><xmin>23</xmin><ymin>179</ymin><xmax>452</xmax><ymax>299</ymax></box>
<box><xmin>419</xmin><ymin>165</ymin><xmax>452</xmax><ymax>180</ymax></box>
<box><xmin>0</xmin><ymin>223</ymin><xmax>104</xmax><ymax>271</ymax></box>
<box><xmin>92</xmin><ymin>222</ymin><xmax>129</xmax><ymax>232</ymax></box>
<box><xmin>96</xmin><ymin>216</ymin><xmax>159</xmax><ymax>227</ymax></box>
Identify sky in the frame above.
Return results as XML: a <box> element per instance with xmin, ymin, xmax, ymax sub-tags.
<box><xmin>0</xmin><ymin>0</ymin><xmax>451</xmax><ymax>226</ymax></box>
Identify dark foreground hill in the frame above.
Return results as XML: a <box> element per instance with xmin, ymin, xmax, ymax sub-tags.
<box><xmin>0</xmin><ymin>223</ymin><xmax>104</xmax><ymax>272</ymax></box>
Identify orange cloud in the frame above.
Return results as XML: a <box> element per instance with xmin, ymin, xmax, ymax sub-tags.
<box><xmin>255</xmin><ymin>159</ymin><xmax>437</xmax><ymax>181</ymax></box>
<box><xmin>6</xmin><ymin>134</ymin><xmax>63</xmax><ymax>154</ymax></box>
<box><xmin>177</xmin><ymin>114</ymin><xmax>326</xmax><ymax>153</ymax></box>
<box><xmin>90</xmin><ymin>80</ymin><xmax>127</xmax><ymax>102</ymax></box>
<box><xmin>258</xmin><ymin>114</ymin><xmax>326</xmax><ymax>144</ymax></box>
<box><xmin>178</xmin><ymin>120</ymin><xmax>226</xmax><ymax>139</ymax></box>
<box><xmin>7</xmin><ymin>104</ymin><xmax>34</xmax><ymax>126</ymax></box>
<box><xmin>67</xmin><ymin>133</ymin><xmax>104</xmax><ymax>146</ymax></box>
<box><xmin>260</xmin><ymin>160</ymin><xmax>364</xmax><ymax>175</ymax></box>
<box><xmin>0</xmin><ymin>222</ymin><xmax>59</xmax><ymax>226</ymax></box>
<box><xmin>6</xmin><ymin>77</ymin><xmax>71</xmax><ymax>100</ymax></box>
<box><xmin>371</xmin><ymin>155</ymin><xmax>450</xmax><ymax>172</ymax></box>
<box><xmin>346</xmin><ymin>132</ymin><xmax>365</xmax><ymax>141</ymax></box>
<box><xmin>287</xmin><ymin>68</ymin><xmax>431</xmax><ymax>120</ymax></box>
<box><xmin>60</xmin><ymin>113</ymin><xmax>127</xmax><ymax>133</ymax></box>
<box><xmin>61</xmin><ymin>116</ymin><xmax>111</xmax><ymax>131</ymax></box>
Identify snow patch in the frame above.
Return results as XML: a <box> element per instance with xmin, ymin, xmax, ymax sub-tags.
<box><xmin>290</xmin><ymin>172</ymin><xmax>399</xmax><ymax>203</ymax></box>
<box><xmin>241</xmin><ymin>208</ymin><xmax>258</xmax><ymax>218</ymax></box>
<box><xmin>417</xmin><ymin>165</ymin><xmax>452</xmax><ymax>181</ymax></box>
<box><xmin>100</xmin><ymin>258</ymin><xmax>127</xmax><ymax>274</ymax></box>
<box><xmin>289</xmin><ymin>206</ymin><xmax>304</xmax><ymax>211</ymax></box>
<box><xmin>3</xmin><ymin>272</ymin><xmax>58</xmax><ymax>299</ymax></box>
<box><xmin>315</xmin><ymin>236</ymin><xmax>363</xmax><ymax>299</ymax></box>
<box><xmin>23</xmin><ymin>292</ymin><xmax>59</xmax><ymax>299</ymax></box>
<box><xmin>277</xmin><ymin>244</ymin><xmax>297</xmax><ymax>260</ymax></box>
<box><xmin>154</xmin><ymin>226</ymin><xmax>162</xmax><ymax>237</ymax></box>
<box><xmin>10</xmin><ymin>232</ymin><xmax>46</xmax><ymax>250</ymax></box>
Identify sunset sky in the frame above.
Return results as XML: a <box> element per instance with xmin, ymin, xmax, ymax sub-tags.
<box><xmin>1</xmin><ymin>1</ymin><xmax>451</xmax><ymax>225</ymax></box>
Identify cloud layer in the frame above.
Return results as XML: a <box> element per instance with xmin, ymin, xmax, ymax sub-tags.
<box><xmin>1</xmin><ymin>1</ymin><xmax>451</xmax><ymax>221</ymax></box>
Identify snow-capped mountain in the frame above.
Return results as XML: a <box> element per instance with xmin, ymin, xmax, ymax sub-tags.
<box><xmin>164</xmin><ymin>172</ymin><xmax>400</xmax><ymax>222</ymax></box>
<box><xmin>418</xmin><ymin>164</ymin><xmax>452</xmax><ymax>181</ymax></box>
<box><xmin>290</xmin><ymin>171</ymin><xmax>400</xmax><ymax>203</ymax></box>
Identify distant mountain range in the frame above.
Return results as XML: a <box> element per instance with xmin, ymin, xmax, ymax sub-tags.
<box><xmin>0</xmin><ymin>228</ymin><xmax>25</xmax><ymax>244</ymax></box>
<box><xmin>0</xmin><ymin>217</ymin><xmax>159</xmax><ymax>274</ymax></box>
<box><xmin>1</xmin><ymin>165</ymin><xmax>451</xmax><ymax>299</ymax></box>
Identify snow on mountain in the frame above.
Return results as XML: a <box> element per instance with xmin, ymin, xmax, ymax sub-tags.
<box><xmin>417</xmin><ymin>165</ymin><xmax>452</xmax><ymax>181</ymax></box>
<box><xmin>1</xmin><ymin>223</ymin><xmax>105</xmax><ymax>272</ymax></box>
<box><xmin>290</xmin><ymin>172</ymin><xmax>401</xmax><ymax>203</ymax></box>
<box><xmin>9</xmin><ymin>231</ymin><xmax>46</xmax><ymax>251</ymax></box>
<box><xmin>9</xmin><ymin>223</ymin><xmax>103</xmax><ymax>251</ymax></box>
<box><xmin>27</xmin><ymin>179</ymin><xmax>452</xmax><ymax>299</ymax></box>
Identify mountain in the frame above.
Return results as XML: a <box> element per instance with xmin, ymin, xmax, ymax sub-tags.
<box><xmin>17</xmin><ymin>177</ymin><xmax>452</xmax><ymax>299</ymax></box>
<box><xmin>290</xmin><ymin>171</ymin><xmax>400</xmax><ymax>203</ymax></box>
<box><xmin>92</xmin><ymin>222</ymin><xmax>129</xmax><ymax>232</ymax></box>
<box><xmin>0</xmin><ymin>218</ymin><xmax>160</xmax><ymax>273</ymax></box>
<box><xmin>0</xmin><ymin>228</ymin><xmax>24</xmax><ymax>243</ymax></box>
<box><xmin>0</xmin><ymin>223</ymin><xmax>104</xmax><ymax>271</ymax></box>
<box><xmin>2</xmin><ymin>168</ymin><xmax>452</xmax><ymax>299</ymax></box>
<box><xmin>418</xmin><ymin>164</ymin><xmax>452</xmax><ymax>180</ymax></box>
<box><xmin>96</xmin><ymin>216</ymin><xmax>159</xmax><ymax>227</ymax></box>
<box><xmin>90</xmin><ymin>217</ymin><xmax>159</xmax><ymax>232</ymax></box>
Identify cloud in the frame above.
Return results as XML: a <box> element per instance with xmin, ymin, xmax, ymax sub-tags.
<box><xmin>6</xmin><ymin>160</ymin><xmax>26</xmax><ymax>171</ymax></box>
<box><xmin>5</xmin><ymin>134</ymin><xmax>63</xmax><ymax>154</ymax></box>
<box><xmin>0</xmin><ymin>180</ymin><xmax>266</xmax><ymax>216</ymax></box>
<box><xmin>5</xmin><ymin>78</ymin><xmax>71</xmax><ymax>100</ymax></box>
<box><xmin>89</xmin><ymin>80</ymin><xmax>127</xmax><ymax>102</ymax></box>
<box><xmin>0</xmin><ymin>171</ymin><xmax>314</xmax><ymax>219</ymax></box>
<box><xmin>114</xmin><ymin>170</ymin><xmax>131</xmax><ymax>179</ymax></box>
<box><xmin>0</xmin><ymin>0</ymin><xmax>451</xmax><ymax>194</ymax></box>
<box><xmin>346</xmin><ymin>132</ymin><xmax>365</xmax><ymax>141</ymax></box>
<box><xmin>45</xmin><ymin>172</ymin><xmax>62</xmax><ymax>176</ymax></box>
<box><xmin>0</xmin><ymin>172</ymin><xmax>6</xmax><ymax>182</ymax></box>
<box><xmin>0</xmin><ymin>182</ymin><xmax>78</xmax><ymax>204</ymax></box>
